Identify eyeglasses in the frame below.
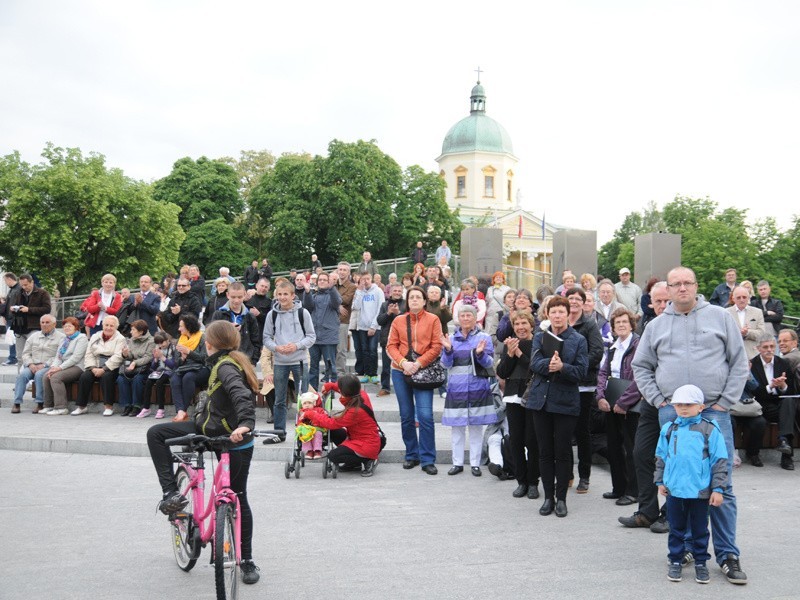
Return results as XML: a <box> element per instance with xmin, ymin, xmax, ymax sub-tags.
<box><xmin>177</xmin><ymin>284</ymin><xmax>189</xmax><ymax>288</ymax></box>
<box><xmin>667</xmin><ymin>281</ymin><xmax>697</xmax><ymax>289</ymax></box>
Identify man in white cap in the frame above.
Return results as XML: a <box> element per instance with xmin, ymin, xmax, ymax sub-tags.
<box><xmin>614</xmin><ymin>268</ymin><xmax>642</xmax><ymax>316</ymax></box>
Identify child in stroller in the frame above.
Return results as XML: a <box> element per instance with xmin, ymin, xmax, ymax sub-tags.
<box><xmin>297</xmin><ymin>391</ymin><xmax>327</xmax><ymax>460</ymax></box>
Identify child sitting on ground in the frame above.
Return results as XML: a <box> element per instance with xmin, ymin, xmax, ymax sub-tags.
<box><xmin>297</xmin><ymin>391</ymin><xmax>326</xmax><ymax>460</ymax></box>
<box><xmin>654</xmin><ymin>384</ymin><xmax>728</xmax><ymax>585</ymax></box>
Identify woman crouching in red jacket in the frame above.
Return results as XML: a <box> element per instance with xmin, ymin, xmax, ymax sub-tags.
<box><xmin>301</xmin><ymin>374</ymin><xmax>381</xmax><ymax>477</ymax></box>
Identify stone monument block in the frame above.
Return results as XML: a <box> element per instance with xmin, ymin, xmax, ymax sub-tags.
<box><xmin>460</xmin><ymin>228</ymin><xmax>503</xmax><ymax>285</ymax></box>
<box><xmin>552</xmin><ymin>229</ymin><xmax>597</xmax><ymax>282</ymax></box>
<box><xmin>634</xmin><ymin>233</ymin><xmax>682</xmax><ymax>285</ymax></box>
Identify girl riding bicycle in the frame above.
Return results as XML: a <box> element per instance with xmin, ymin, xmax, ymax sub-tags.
<box><xmin>146</xmin><ymin>320</ymin><xmax>261</xmax><ymax>585</ymax></box>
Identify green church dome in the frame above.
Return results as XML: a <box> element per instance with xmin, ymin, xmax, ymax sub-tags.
<box><xmin>440</xmin><ymin>81</ymin><xmax>514</xmax><ymax>156</ymax></box>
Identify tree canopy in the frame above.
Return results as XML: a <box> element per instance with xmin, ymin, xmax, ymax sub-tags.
<box><xmin>0</xmin><ymin>144</ymin><xmax>183</xmax><ymax>295</ymax></box>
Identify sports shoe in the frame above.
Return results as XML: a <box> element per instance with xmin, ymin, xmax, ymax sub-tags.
<box><xmin>2</xmin><ymin>359</ymin><xmax>18</xmax><ymax>366</ymax></box>
<box><xmin>102</xmin><ymin>408</ymin><xmax>114</xmax><ymax>416</ymax></box>
<box><xmin>667</xmin><ymin>562</ymin><xmax>682</xmax><ymax>582</ymax></box>
<box><xmin>38</xmin><ymin>407</ymin><xmax>53</xmax><ymax>415</ymax></box>
<box><xmin>695</xmin><ymin>563</ymin><xmax>710</xmax><ymax>584</ymax></box>
<box><xmin>155</xmin><ymin>409</ymin><xmax>165</xmax><ymax>419</ymax></box>
<box><xmin>377</xmin><ymin>389</ymin><xmax>391</xmax><ymax>397</ymax></box>
<box><xmin>71</xmin><ymin>406</ymin><xmax>88</xmax><ymax>416</ymax></box>
<box><xmin>240</xmin><ymin>559</ymin><xmax>260</xmax><ymax>584</ymax></box>
<box><xmin>362</xmin><ymin>458</ymin><xmax>378</xmax><ymax>477</ymax></box>
<box><xmin>306</xmin><ymin>451</ymin><xmax>315</xmax><ymax>460</ymax></box>
<box><xmin>681</xmin><ymin>552</ymin><xmax>694</xmax><ymax>566</ymax></box>
<box><xmin>137</xmin><ymin>408</ymin><xmax>152</xmax><ymax>418</ymax></box>
<box><xmin>157</xmin><ymin>492</ymin><xmax>188</xmax><ymax>515</ymax></box>
<box><xmin>48</xmin><ymin>408</ymin><xmax>69</xmax><ymax>415</ymax></box>
<box><xmin>576</xmin><ymin>478</ymin><xmax>590</xmax><ymax>494</ymax></box>
<box><xmin>358</xmin><ymin>376</ymin><xmax>369</xmax><ymax>383</ymax></box>
<box><xmin>618</xmin><ymin>512</ymin><xmax>653</xmax><ymax>528</ymax></box>
<box><xmin>720</xmin><ymin>554</ymin><xmax>747</xmax><ymax>584</ymax></box>
<box><xmin>649</xmin><ymin>514</ymin><xmax>670</xmax><ymax>534</ymax></box>
<box><xmin>369</xmin><ymin>376</ymin><xmax>380</xmax><ymax>384</ymax></box>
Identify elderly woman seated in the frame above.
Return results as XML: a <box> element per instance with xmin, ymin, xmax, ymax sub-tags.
<box><xmin>41</xmin><ymin>317</ymin><xmax>88</xmax><ymax>415</ymax></box>
<box><xmin>71</xmin><ymin>315</ymin><xmax>126</xmax><ymax>416</ymax></box>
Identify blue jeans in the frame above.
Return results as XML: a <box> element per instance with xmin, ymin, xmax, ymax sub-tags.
<box><xmin>169</xmin><ymin>368</ymin><xmax>210</xmax><ymax>412</ymax></box>
<box><xmin>117</xmin><ymin>372</ymin><xmax>148</xmax><ymax>407</ymax></box>
<box><xmin>354</xmin><ymin>330</ymin><xmax>379</xmax><ymax>377</ymax></box>
<box><xmin>658</xmin><ymin>404</ymin><xmax>739</xmax><ymax>563</ymax></box>
<box><xmin>308</xmin><ymin>344</ymin><xmax>337</xmax><ymax>391</ymax></box>
<box><xmin>380</xmin><ymin>346</ymin><xmax>391</xmax><ymax>391</ymax></box>
<box><xmin>14</xmin><ymin>366</ymin><xmax>47</xmax><ymax>404</ymax></box>
<box><xmin>7</xmin><ymin>343</ymin><xmax>17</xmax><ymax>362</ymax></box>
<box><xmin>273</xmin><ymin>362</ymin><xmax>308</xmax><ymax>432</ymax></box>
<box><xmin>351</xmin><ymin>330</ymin><xmax>364</xmax><ymax>375</ymax></box>
<box><xmin>392</xmin><ymin>370</ymin><xmax>436</xmax><ymax>466</ymax></box>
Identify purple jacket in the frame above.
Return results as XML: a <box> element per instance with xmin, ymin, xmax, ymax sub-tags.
<box><xmin>596</xmin><ymin>333</ymin><xmax>642</xmax><ymax>411</ymax></box>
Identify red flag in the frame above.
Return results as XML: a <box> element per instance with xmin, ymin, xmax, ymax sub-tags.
<box><xmin>518</xmin><ymin>215</ymin><xmax>523</xmax><ymax>238</ymax></box>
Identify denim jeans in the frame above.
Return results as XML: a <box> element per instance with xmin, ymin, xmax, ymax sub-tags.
<box><xmin>117</xmin><ymin>372</ymin><xmax>148</xmax><ymax>407</ymax></box>
<box><xmin>354</xmin><ymin>330</ymin><xmax>379</xmax><ymax>377</ymax></box>
<box><xmin>169</xmin><ymin>368</ymin><xmax>210</xmax><ymax>412</ymax></box>
<box><xmin>392</xmin><ymin>370</ymin><xmax>435</xmax><ymax>466</ymax></box>
<box><xmin>14</xmin><ymin>366</ymin><xmax>48</xmax><ymax>404</ymax></box>
<box><xmin>273</xmin><ymin>362</ymin><xmax>308</xmax><ymax>432</ymax></box>
<box><xmin>308</xmin><ymin>344</ymin><xmax>337</xmax><ymax>391</ymax></box>
<box><xmin>351</xmin><ymin>329</ymin><xmax>364</xmax><ymax>375</ymax></box>
<box><xmin>380</xmin><ymin>346</ymin><xmax>391</xmax><ymax>391</ymax></box>
<box><xmin>659</xmin><ymin>404</ymin><xmax>739</xmax><ymax>563</ymax></box>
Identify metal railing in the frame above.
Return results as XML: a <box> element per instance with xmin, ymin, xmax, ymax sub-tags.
<box><xmin>502</xmin><ymin>264</ymin><xmax>552</xmax><ymax>291</ymax></box>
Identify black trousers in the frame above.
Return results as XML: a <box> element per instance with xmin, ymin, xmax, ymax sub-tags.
<box><xmin>732</xmin><ymin>415</ymin><xmax>767</xmax><ymax>456</ymax></box>
<box><xmin>506</xmin><ymin>402</ymin><xmax>539</xmax><ymax>487</ymax></box>
<box><xmin>327</xmin><ymin>429</ymin><xmax>367</xmax><ymax>469</ymax></box>
<box><xmin>763</xmin><ymin>397</ymin><xmax>797</xmax><ymax>441</ymax></box>
<box><xmin>146</xmin><ymin>422</ymin><xmax>255</xmax><ymax>560</ymax></box>
<box><xmin>632</xmin><ymin>401</ymin><xmax>661</xmax><ymax>521</ymax></box>
<box><xmin>142</xmin><ymin>375</ymin><xmax>170</xmax><ymax>410</ymax></box>
<box><xmin>77</xmin><ymin>368</ymin><xmax>119</xmax><ymax>407</ymax></box>
<box><xmin>606</xmin><ymin>411</ymin><xmax>639</xmax><ymax>497</ymax></box>
<box><xmin>571</xmin><ymin>391</ymin><xmax>594</xmax><ymax>480</ymax></box>
<box><xmin>531</xmin><ymin>409</ymin><xmax>578</xmax><ymax>501</ymax></box>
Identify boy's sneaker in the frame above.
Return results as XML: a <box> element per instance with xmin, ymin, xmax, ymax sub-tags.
<box><xmin>158</xmin><ymin>492</ymin><xmax>188</xmax><ymax>515</ymax></box>
<box><xmin>137</xmin><ymin>408</ymin><xmax>151</xmax><ymax>418</ymax></box>
<box><xmin>358</xmin><ymin>376</ymin><xmax>369</xmax><ymax>384</ymax></box>
<box><xmin>681</xmin><ymin>552</ymin><xmax>694</xmax><ymax>566</ymax></box>
<box><xmin>720</xmin><ymin>554</ymin><xmax>748</xmax><ymax>584</ymax></box>
<box><xmin>695</xmin><ymin>563</ymin><xmax>710</xmax><ymax>584</ymax></box>
<box><xmin>155</xmin><ymin>409</ymin><xmax>165</xmax><ymax>419</ymax></box>
<box><xmin>240</xmin><ymin>559</ymin><xmax>260</xmax><ymax>584</ymax></box>
<box><xmin>369</xmin><ymin>376</ymin><xmax>380</xmax><ymax>384</ymax></box>
<box><xmin>667</xmin><ymin>562</ymin><xmax>682</xmax><ymax>582</ymax></box>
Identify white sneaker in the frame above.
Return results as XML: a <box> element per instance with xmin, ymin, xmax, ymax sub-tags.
<box><xmin>26</xmin><ymin>381</ymin><xmax>33</xmax><ymax>391</ymax></box>
<box><xmin>38</xmin><ymin>407</ymin><xmax>53</xmax><ymax>415</ymax></box>
<box><xmin>71</xmin><ymin>407</ymin><xmax>88</xmax><ymax>416</ymax></box>
<box><xmin>102</xmin><ymin>408</ymin><xmax>114</xmax><ymax>416</ymax></box>
<box><xmin>49</xmin><ymin>408</ymin><xmax>69</xmax><ymax>415</ymax></box>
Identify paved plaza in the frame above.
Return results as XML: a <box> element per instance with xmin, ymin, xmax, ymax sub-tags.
<box><xmin>1</xmin><ymin>399</ymin><xmax>798</xmax><ymax>599</ymax></box>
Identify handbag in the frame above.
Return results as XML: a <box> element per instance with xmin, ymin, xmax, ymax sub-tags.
<box><xmin>403</xmin><ymin>315</ymin><xmax>446</xmax><ymax>390</ymax></box>
<box><xmin>361</xmin><ymin>404</ymin><xmax>387</xmax><ymax>451</ymax></box>
<box><xmin>728</xmin><ymin>397</ymin><xmax>763</xmax><ymax>417</ymax></box>
<box><xmin>471</xmin><ymin>348</ymin><xmax>496</xmax><ymax>378</ymax></box>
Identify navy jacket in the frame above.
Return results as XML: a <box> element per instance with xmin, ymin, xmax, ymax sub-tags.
<box><xmin>525</xmin><ymin>326</ymin><xmax>588</xmax><ymax>416</ymax></box>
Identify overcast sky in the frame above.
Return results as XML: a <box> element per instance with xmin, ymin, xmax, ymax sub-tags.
<box><xmin>2</xmin><ymin>1</ymin><xmax>798</xmax><ymax>246</ymax></box>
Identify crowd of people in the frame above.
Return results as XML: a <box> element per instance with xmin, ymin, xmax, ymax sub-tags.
<box><xmin>3</xmin><ymin>245</ymin><xmax>799</xmax><ymax>586</ymax></box>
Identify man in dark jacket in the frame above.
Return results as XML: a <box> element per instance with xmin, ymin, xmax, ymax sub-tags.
<box><xmin>244</xmin><ymin>260</ymin><xmax>261</xmax><ymax>290</ymax></box>
<box><xmin>211</xmin><ymin>282</ymin><xmax>261</xmax><ymax>365</ymax></box>
<box><xmin>245</xmin><ymin>278</ymin><xmax>271</xmax><ymax>340</ymax></box>
<box><xmin>750</xmin><ymin>280</ymin><xmax>783</xmax><ymax>338</ymax></box>
<box><xmin>566</xmin><ymin>287</ymin><xmax>604</xmax><ymax>494</ymax></box>
<box><xmin>259</xmin><ymin>259</ymin><xmax>273</xmax><ymax>284</ymax></box>
<box><xmin>411</xmin><ymin>241</ymin><xmax>427</xmax><ymax>265</ymax></box>
<box><xmin>158</xmin><ymin>278</ymin><xmax>203</xmax><ymax>339</ymax></box>
<box><xmin>9</xmin><ymin>273</ymin><xmax>52</xmax><ymax>359</ymax></box>
<box><xmin>1</xmin><ymin>272</ymin><xmax>21</xmax><ymax>365</ymax></box>
<box><xmin>376</xmin><ymin>284</ymin><xmax>406</xmax><ymax>396</ymax></box>
<box><xmin>133</xmin><ymin>275</ymin><xmax>162</xmax><ymax>334</ymax></box>
<box><xmin>304</xmin><ymin>272</ymin><xmax>341</xmax><ymax>390</ymax></box>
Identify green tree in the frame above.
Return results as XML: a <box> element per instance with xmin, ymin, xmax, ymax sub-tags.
<box><xmin>661</xmin><ymin>196</ymin><xmax>716</xmax><ymax>234</ymax></box>
<box><xmin>179</xmin><ymin>219</ymin><xmax>254</xmax><ymax>279</ymax></box>
<box><xmin>152</xmin><ymin>157</ymin><xmax>242</xmax><ymax>230</ymax></box>
<box><xmin>0</xmin><ymin>144</ymin><xmax>183</xmax><ymax>295</ymax></box>
<box><xmin>391</xmin><ymin>165</ymin><xmax>463</xmax><ymax>256</ymax></box>
<box><xmin>217</xmin><ymin>149</ymin><xmax>276</xmax><ymax>203</ymax></box>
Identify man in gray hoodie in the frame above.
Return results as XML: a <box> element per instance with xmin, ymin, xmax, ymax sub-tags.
<box><xmin>632</xmin><ymin>266</ymin><xmax>749</xmax><ymax>585</ymax></box>
<box><xmin>263</xmin><ymin>280</ymin><xmax>316</xmax><ymax>440</ymax></box>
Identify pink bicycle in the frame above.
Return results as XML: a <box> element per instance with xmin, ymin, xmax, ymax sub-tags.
<box><xmin>165</xmin><ymin>430</ymin><xmax>279</xmax><ymax>600</ymax></box>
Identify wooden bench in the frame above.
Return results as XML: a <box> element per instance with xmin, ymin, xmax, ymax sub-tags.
<box><xmin>734</xmin><ymin>421</ymin><xmax>800</xmax><ymax>449</ymax></box>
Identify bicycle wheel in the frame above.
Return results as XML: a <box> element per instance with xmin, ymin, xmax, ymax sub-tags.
<box><xmin>171</xmin><ymin>466</ymin><xmax>198</xmax><ymax>572</ymax></box>
<box><xmin>214</xmin><ymin>503</ymin><xmax>239</xmax><ymax>600</ymax></box>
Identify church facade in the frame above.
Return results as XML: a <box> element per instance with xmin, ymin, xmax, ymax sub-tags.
<box><xmin>436</xmin><ymin>79</ymin><xmax>557</xmax><ymax>275</ymax></box>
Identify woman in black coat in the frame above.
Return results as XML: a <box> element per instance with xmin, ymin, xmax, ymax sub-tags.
<box><xmin>496</xmin><ymin>310</ymin><xmax>539</xmax><ymax>499</ymax></box>
<box><xmin>526</xmin><ymin>296</ymin><xmax>588</xmax><ymax>518</ymax></box>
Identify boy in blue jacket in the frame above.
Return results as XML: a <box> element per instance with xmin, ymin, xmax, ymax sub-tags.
<box><xmin>654</xmin><ymin>384</ymin><xmax>728</xmax><ymax>584</ymax></box>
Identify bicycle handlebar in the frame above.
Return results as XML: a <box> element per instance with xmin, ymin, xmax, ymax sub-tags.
<box><xmin>166</xmin><ymin>430</ymin><xmax>284</xmax><ymax>448</ymax></box>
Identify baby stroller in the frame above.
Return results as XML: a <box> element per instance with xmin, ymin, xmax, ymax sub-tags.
<box><xmin>284</xmin><ymin>389</ymin><xmax>334</xmax><ymax>479</ymax></box>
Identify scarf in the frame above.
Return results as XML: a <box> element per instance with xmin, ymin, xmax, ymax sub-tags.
<box><xmin>179</xmin><ymin>330</ymin><xmax>203</xmax><ymax>352</ymax></box>
<box><xmin>59</xmin><ymin>331</ymin><xmax>81</xmax><ymax>357</ymax></box>
<box><xmin>460</xmin><ymin>294</ymin><xmax>477</xmax><ymax>307</ymax></box>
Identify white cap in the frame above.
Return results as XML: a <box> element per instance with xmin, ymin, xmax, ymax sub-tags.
<box><xmin>619</xmin><ymin>267</ymin><xmax>631</xmax><ymax>275</ymax></box>
<box><xmin>671</xmin><ymin>384</ymin><xmax>705</xmax><ymax>405</ymax></box>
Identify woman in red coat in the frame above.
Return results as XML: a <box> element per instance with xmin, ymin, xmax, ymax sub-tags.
<box><xmin>83</xmin><ymin>274</ymin><xmax>123</xmax><ymax>334</ymax></box>
<box><xmin>301</xmin><ymin>374</ymin><xmax>381</xmax><ymax>477</ymax></box>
